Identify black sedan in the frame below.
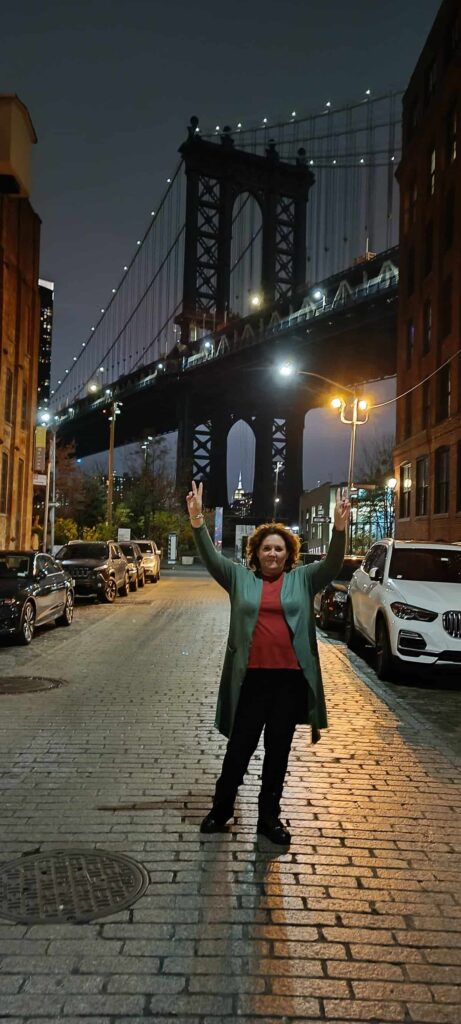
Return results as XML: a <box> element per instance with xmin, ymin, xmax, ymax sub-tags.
<box><xmin>314</xmin><ymin>555</ymin><xmax>363</xmax><ymax>630</ymax></box>
<box><xmin>0</xmin><ymin>551</ymin><xmax>74</xmax><ymax>645</ymax></box>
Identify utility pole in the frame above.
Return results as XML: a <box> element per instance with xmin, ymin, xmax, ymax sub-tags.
<box><xmin>107</xmin><ymin>401</ymin><xmax>122</xmax><ymax>533</ymax></box>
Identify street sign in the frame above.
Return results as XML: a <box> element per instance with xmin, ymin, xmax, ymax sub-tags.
<box><xmin>34</xmin><ymin>426</ymin><xmax>47</xmax><ymax>472</ymax></box>
<box><xmin>167</xmin><ymin>532</ymin><xmax>177</xmax><ymax>564</ymax></box>
<box><xmin>33</xmin><ymin>473</ymin><xmax>47</xmax><ymax>487</ymax></box>
<box><xmin>118</xmin><ymin>528</ymin><xmax>131</xmax><ymax>541</ymax></box>
<box><xmin>312</xmin><ymin>516</ymin><xmax>331</xmax><ymax>524</ymax></box>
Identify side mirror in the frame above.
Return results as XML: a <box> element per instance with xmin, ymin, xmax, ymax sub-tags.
<box><xmin>369</xmin><ymin>566</ymin><xmax>383</xmax><ymax>583</ymax></box>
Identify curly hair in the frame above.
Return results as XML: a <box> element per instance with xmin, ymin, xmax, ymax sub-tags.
<box><xmin>246</xmin><ymin>522</ymin><xmax>301</xmax><ymax>573</ymax></box>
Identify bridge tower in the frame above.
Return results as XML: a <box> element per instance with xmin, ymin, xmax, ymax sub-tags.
<box><xmin>176</xmin><ymin>118</ymin><xmax>315</xmax><ymax>521</ymax></box>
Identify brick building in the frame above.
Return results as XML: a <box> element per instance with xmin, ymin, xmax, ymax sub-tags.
<box><xmin>0</xmin><ymin>95</ymin><xmax>41</xmax><ymax>548</ymax></box>
<box><xmin>393</xmin><ymin>0</ymin><xmax>460</xmax><ymax>541</ymax></box>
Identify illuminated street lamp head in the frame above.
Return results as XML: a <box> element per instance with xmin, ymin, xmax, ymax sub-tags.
<box><xmin>387</xmin><ymin>477</ymin><xmax>397</xmax><ymax>490</ymax></box>
<box><xmin>313</xmin><ymin>289</ymin><xmax>324</xmax><ymax>300</ymax></box>
<box><xmin>88</xmin><ymin>382</ymin><xmax>98</xmax><ymax>393</ymax></box>
<box><xmin>250</xmin><ymin>293</ymin><xmax>262</xmax><ymax>308</ymax></box>
<box><xmin>331</xmin><ymin>397</ymin><xmax>342</xmax><ymax>410</ymax></box>
<box><xmin>279</xmin><ymin>362</ymin><xmax>294</xmax><ymax>377</ymax></box>
<box><xmin>39</xmin><ymin>411</ymin><xmax>50</xmax><ymax>425</ymax></box>
<box><xmin>358</xmin><ymin>398</ymin><xmax>368</xmax><ymax>411</ymax></box>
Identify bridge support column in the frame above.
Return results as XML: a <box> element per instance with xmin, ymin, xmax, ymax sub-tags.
<box><xmin>283</xmin><ymin>408</ymin><xmax>306</xmax><ymax>526</ymax></box>
<box><xmin>176</xmin><ymin>393</ymin><xmax>194</xmax><ymax>491</ymax></box>
<box><xmin>207</xmin><ymin>410</ymin><xmax>231</xmax><ymax>509</ymax></box>
<box><xmin>253</xmin><ymin>410</ymin><xmax>274</xmax><ymax>520</ymax></box>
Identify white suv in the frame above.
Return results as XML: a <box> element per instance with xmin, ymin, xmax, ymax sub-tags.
<box><xmin>132</xmin><ymin>540</ymin><xmax>161</xmax><ymax>583</ymax></box>
<box><xmin>346</xmin><ymin>539</ymin><xmax>461</xmax><ymax>680</ymax></box>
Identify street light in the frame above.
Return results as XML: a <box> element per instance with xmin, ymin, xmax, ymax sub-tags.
<box><xmin>273</xmin><ymin>460</ymin><xmax>283</xmax><ymax>520</ymax></box>
<box><xmin>250</xmin><ymin>293</ymin><xmax>262</xmax><ymax>309</ymax></box>
<box><xmin>330</xmin><ymin>395</ymin><xmax>369</xmax><ymax>497</ymax></box>
<box><xmin>386</xmin><ymin>476</ymin><xmax>397</xmax><ymax>537</ymax></box>
<box><xmin>107</xmin><ymin>401</ymin><xmax>122</xmax><ymax>532</ymax></box>
<box><xmin>38</xmin><ymin>410</ymin><xmax>59</xmax><ymax>552</ymax></box>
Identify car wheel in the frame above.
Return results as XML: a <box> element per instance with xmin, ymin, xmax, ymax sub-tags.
<box><xmin>375</xmin><ymin>617</ymin><xmax>398</xmax><ymax>681</ymax></box>
<box><xmin>18</xmin><ymin>601</ymin><xmax>35</xmax><ymax>645</ymax></box>
<box><xmin>119</xmin><ymin>573</ymin><xmax>130</xmax><ymax>597</ymax></box>
<box><xmin>138</xmin><ymin>571</ymin><xmax>145</xmax><ymax>588</ymax></box>
<box><xmin>101</xmin><ymin>578</ymin><xmax>117</xmax><ymax>603</ymax></box>
<box><xmin>57</xmin><ymin>590</ymin><xmax>74</xmax><ymax>626</ymax></box>
<box><xmin>152</xmin><ymin>570</ymin><xmax>160</xmax><ymax>583</ymax></box>
<box><xmin>345</xmin><ymin>600</ymin><xmax>361</xmax><ymax>651</ymax></box>
<box><xmin>319</xmin><ymin>603</ymin><xmax>329</xmax><ymax>630</ymax></box>
<box><xmin>129</xmin><ymin>575</ymin><xmax>138</xmax><ymax>592</ymax></box>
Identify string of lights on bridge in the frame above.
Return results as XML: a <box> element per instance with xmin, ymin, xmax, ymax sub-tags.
<box><xmin>50</xmin><ymin>89</ymin><xmax>402</xmax><ymax>408</ymax></box>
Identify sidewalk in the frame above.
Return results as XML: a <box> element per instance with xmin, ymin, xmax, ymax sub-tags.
<box><xmin>0</xmin><ymin>574</ymin><xmax>460</xmax><ymax>1022</ymax></box>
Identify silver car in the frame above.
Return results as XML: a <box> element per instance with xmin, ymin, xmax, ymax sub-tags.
<box><xmin>132</xmin><ymin>539</ymin><xmax>161</xmax><ymax>583</ymax></box>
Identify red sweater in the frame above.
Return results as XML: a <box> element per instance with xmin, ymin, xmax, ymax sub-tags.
<box><xmin>247</xmin><ymin>573</ymin><xmax>300</xmax><ymax>670</ymax></box>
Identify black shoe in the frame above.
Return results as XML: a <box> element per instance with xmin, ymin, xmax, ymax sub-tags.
<box><xmin>200</xmin><ymin>810</ymin><xmax>232</xmax><ymax>834</ymax></box>
<box><xmin>257</xmin><ymin>817</ymin><xmax>291</xmax><ymax>845</ymax></box>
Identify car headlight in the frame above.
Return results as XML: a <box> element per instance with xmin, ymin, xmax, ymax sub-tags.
<box><xmin>333</xmin><ymin>592</ymin><xmax>348</xmax><ymax>603</ymax></box>
<box><xmin>390</xmin><ymin>602</ymin><xmax>438</xmax><ymax>622</ymax></box>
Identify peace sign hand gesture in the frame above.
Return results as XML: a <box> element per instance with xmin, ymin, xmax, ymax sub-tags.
<box><xmin>186</xmin><ymin>481</ymin><xmax>204</xmax><ymax>524</ymax></box>
<box><xmin>334</xmin><ymin>487</ymin><xmax>351</xmax><ymax>532</ymax></box>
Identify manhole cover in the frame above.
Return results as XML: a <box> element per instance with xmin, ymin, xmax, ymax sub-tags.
<box><xmin>0</xmin><ymin>677</ymin><xmax>64</xmax><ymax>695</ymax></box>
<box><xmin>0</xmin><ymin>849</ymin><xmax>149</xmax><ymax>924</ymax></box>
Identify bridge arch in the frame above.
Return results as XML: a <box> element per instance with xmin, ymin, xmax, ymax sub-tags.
<box><xmin>230</xmin><ymin>192</ymin><xmax>263</xmax><ymax>319</ymax></box>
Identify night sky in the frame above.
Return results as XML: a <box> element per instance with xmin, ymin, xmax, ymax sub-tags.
<box><xmin>3</xmin><ymin>0</ymin><xmax>441</xmax><ymax>493</ymax></box>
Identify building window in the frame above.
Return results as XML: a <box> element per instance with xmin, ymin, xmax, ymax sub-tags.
<box><xmin>407</xmin><ymin>247</ymin><xmax>415</xmax><ymax>296</ymax></box>
<box><xmin>21</xmin><ymin>383</ymin><xmax>27</xmax><ymax>431</ymax></box>
<box><xmin>434</xmin><ymin>446</ymin><xmax>449</xmax><ymax>514</ymax></box>
<box><xmin>446</xmin><ymin>105</ymin><xmax>457</xmax><ymax>163</ymax></box>
<box><xmin>444</xmin><ymin>188</ymin><xmax>455</xmax><ymax>250</ymax></box>
<box><xmin>457</xmin><ymin>441</ymin><xmax>461</xmax><ymax>512</ymax></box>
<box><xmin>399</xmin><ymin>463</ymin><xmax>412</xmax><ymax>518</ymax></box>
<box><xmin>408</xmin><ymin>181</ymin><xmax>417</xmax><ymax>227</ymax></box>
<box><xmin>404</xmin><ymin>393</ymin><xmax>412</xmax><ymax>439</ymax></box>
<box><xmin>436</xmin><ymin>365</ymin><xmax>451</xmax><ymax>422</ymax></box>
<box><xmin>440</xmin><ymin>274</ymin><xmax>453</xmax><ymax>339</ymax></box>
<box><xmin>423</xmin><ymin>300</ymin><xmax>432</xmax><ymax>354</ymax></box>
<box><xmin>422</xmin><ymin>380</ymin><xmax>431</xmax><ymax>429</ymax></box>
<box><xmin>4</xmin><ymin>369</ymin><xmax>13</xmax><ymax>424</ymax></box>
<box><xmin>424</xmin><ymin>220</ymin><xmax>433</xmax><ymax>274</ymax></box>
<box><xmin>444</xmin><ymin>15</ymin><xmax>460</xmax><ymax>66</ymax></box>
<box><xmin>15</xmin><ymin>459</ymin><xmax>24</xmax><ymax>544</ymax></box>
<box><xmin>424</xmin><ymin>59</ymin><xmax>437</xmax><ymax>105</ymax></box>
<box><xmin>406</xmin><ymin>320</ymin><xmax>414</xmax><ymax>368</ymax></box>
<box><xmin>428</xmin><ymin>146</ymin><xmax>436</xmax><ymax>195</ymax></box>
<box><xmin>416</xmin><ymin>456</ymin><xmax>429</xmax><ymax>516</ymax></box>
<box><xmin>0</xmin><ymin>452</ymin><xmax>8</xmax><ymax>514</ymax></box>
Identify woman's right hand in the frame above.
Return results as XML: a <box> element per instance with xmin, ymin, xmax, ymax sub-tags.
<box><xmin>186</xmin><ymin>480</ymin><xmax>203</xmax><ymax>520</ymax></box>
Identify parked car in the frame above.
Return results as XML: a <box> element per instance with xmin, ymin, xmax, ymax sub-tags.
<box><xmin>346</xmin><ymin>539</ymin><xmax>461</xmax><ymax>680</ymax></box>
<box><xmin>0</xmin><ymin>551</ymin><xmax>74</xmax><ymax>645</ymax></box>
<box><xmin>55</xmin><ymin>541</ymin><xmax>130</xmax><ymax>602</ymax></box>
<box><xmin>132</xmin><ymin>539</ymin><xmax>161</xmax><ymax>583</ymax></box>
<box><xmin>119</xmin><ymin>542</ymin><xmax>145</xmax><ymax>590</ymax></box>
<box><xmin>314</xmin><ymin>555</ymin><xmax>363</xmax><ymax>629</ymax></box>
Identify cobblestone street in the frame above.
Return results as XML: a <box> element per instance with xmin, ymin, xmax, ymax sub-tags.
<box><xmin>0</xmin><ymin>571</ymin><xmax>460</xmax><ymax>1023</ymax></box>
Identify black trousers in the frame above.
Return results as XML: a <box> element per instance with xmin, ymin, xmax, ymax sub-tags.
<box><xmin>212</xmin><ymin>668</ymin><xmax>306</xmax><ymax>821</ymax></box>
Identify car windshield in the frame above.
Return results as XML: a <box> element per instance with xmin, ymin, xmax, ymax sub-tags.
<box><xmin>57</xmin><ymin>543</ymin><xmax>109</xmax><ymax>561</ymax></box>
<box><xmin>335</xmin><ymin>560</ymin><xmax>361</xmax><ymax>581</ymax></box>
<box><xmin>389</xmin><ymin>548</ymin><xmax>461</xmax><ymax>583</ymax></box>
<box><xmin>0</xmin><ymin>554</ymin><xmax>31</xmax><ymax>578</ymax></box>
<box><xmin>120</xmin><ymin>544</ymin><xmax>134</xmax><ymax>557</ymax></box>
<box><xmin>135</xmin><ymin>541</ymin><xmax>152</xmax><ymax>553</ymax></box>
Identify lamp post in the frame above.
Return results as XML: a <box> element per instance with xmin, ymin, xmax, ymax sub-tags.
<box><xmin>278</xmin><ymin>363</ymin><xmax>369</xmax><ymax>553</ymax></box>
<box><xmin>38</xmin><ymin>411</ymin><xmax>59</xmax><ymax>552</ymax></box>
<box><xmin>107</xmin><ymin>400</ymin><xmax>122</xmax><ymax>532</ymax></box>
<box><xmin>273</xmin><ymin>460</ymin><xmax>283</xmax><ymax>520</ymax></box>
<box><xmin>386</xmin><ymin>476</ymin><xmax>397</xmax><ymax>537</ymax></box>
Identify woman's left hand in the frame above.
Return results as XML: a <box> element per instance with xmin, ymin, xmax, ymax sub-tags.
<box><xmin>334</xmin><ymin>487</ymin><xmax>351</xmax><ymax>531</ymax></box>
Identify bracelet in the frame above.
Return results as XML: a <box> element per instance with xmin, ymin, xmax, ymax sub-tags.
<box><xmin>190</xmin><ymin>513</ymin><xmax>204</xmax><ymax>521</ymax></box>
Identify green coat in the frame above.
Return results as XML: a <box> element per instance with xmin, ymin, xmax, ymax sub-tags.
<box><xmin>193</xmin><ymin>525</ymin><xmax>346</xmax><ymax>743</ymax></box>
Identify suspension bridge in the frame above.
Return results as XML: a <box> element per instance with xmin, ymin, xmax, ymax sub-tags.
<box><xmin>52</xmin><ymin>93</ymin><xmax>402</xmax><ymax>521</ymax></box>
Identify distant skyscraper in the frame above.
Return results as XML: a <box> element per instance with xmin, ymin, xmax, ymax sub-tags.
<box><xmin>38</xmin><ymin>279</ymin><xmax>54</xmax><ymax>407</ymax></box>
